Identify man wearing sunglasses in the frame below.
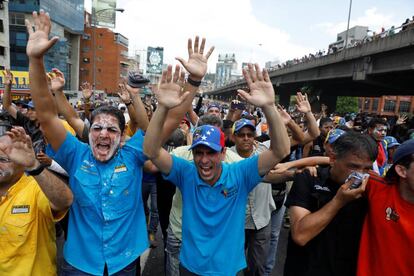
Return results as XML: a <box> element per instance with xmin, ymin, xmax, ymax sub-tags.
<box><xmin>230</xmin><ymin>118</ymin><xmax>276</xmax><ymax>275</ymax></box>
<box><xmin>0</xmin><ymin>124</ymin><xmax>72</xmax><ymax>275</ymax></box>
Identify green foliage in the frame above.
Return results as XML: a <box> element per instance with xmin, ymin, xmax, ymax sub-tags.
<box><xmin>336</xmin><ymin>96</ymin><xmax>359</xmax><ymax>113</ymax></box>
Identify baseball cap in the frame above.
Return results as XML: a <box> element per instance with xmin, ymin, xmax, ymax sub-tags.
<box><xmin>127</xmin><ymin>71</ymin><xmax>150</xmax><ymax>88</ymax></box>
<box><xmin>189</xmin><ymin>125</ymin><xmax>225</xmax><ymax>152</ymax></box>
<box><xmin>23</xmin><ymin>100</ymin><xmax>35</xmax><ymax>109</ymax></box>
<box><xmin>233</xmin><ymin>118</ymin><xmax>256</xmax><ymax>134</ymax></box>
<box><xmin>384</xmin><ymin>136</ymin><xmax>400</xmax><ymax>148</ymax></box>
<box><xmin>386</xmin><ymin>139</ymin><xmax>414</xmax><ymax>179</ymax></box>
<box><xmin>325</xmin><ymin>129</ymin><xmax>346</xmax><ymax>144</ymax></box>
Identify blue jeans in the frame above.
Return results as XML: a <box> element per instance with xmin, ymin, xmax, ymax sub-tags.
<box><xmin>165</xmin><ymin>225</ymin><xmax>181</xmax><ymax>276</ymax></box>
<box><xmin>142</xmin><ymin>180</ymin><xmax>159</xmax><ymax>233</ymax></box>
<box><xmin>60</xmin><ymin>259</ymin><xmax>137</xmax><ymax>276</ymax></box>
<box><xmin>263</xmin><ymin>199</ymin><xmax>286</xmax><ymax>276</ymax></box>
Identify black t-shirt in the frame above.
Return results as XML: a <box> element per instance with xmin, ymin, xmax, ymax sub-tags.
<box><xmin>309</xmin><ymin>135</ymin><xmax>325</xmax><ymax>156</ymax></box>
<box><xmin>14</xmin><ymin>111</ymin><xmax>45</xmax><ymax>154</ymax></box>
<box><xmin>284</xmin><ymin>167</ymin><xmax>367</xmax><ymax>276</ymax></box>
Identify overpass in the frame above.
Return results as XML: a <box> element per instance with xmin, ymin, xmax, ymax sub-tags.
<box><xmin>206</xmin><ymin>27</ymin><xmax>414</xmax><ymax>109</ymax></box>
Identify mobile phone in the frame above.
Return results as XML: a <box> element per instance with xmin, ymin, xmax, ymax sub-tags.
<box><xmin>231</xmin><ymin>101</ymin><xmax>246</xmax><ymax>110</ymax></box>
<box><xmin>346</xmin><ymin>171</ymin><xmax>369</xmax><ymax>189</ymax></box>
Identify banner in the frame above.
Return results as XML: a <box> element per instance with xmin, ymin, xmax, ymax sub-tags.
<box><xmin>146</xmin><ymin>47</ymin><xmax>164</xmax><ymax>75</ymax></box>
<box><xmin>92</xmin><ymin>0</ymin><xmax>117</xmax><ymax>29</ymax></box>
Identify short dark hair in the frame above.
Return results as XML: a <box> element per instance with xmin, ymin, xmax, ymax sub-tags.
<box><xmin>332</xmin><ymin>131</ymin><xmax>378</xmax><ymax>161</ymax></box>
<box><xmin>198</xmin><ymin>114</ymin><xmax>223</xmax><ymax>129</ymax></box>
<box><xmin>91</xmin><ymin>105</ymin><xmax>126</xmax><ymax>133</ymax></box>
<box><xmin>319</xmin><ymin>117</ymin><xmax>333</xmax><ymax>128</ymax></box>
<box><xmin>368</xmin><ymin>118</ymin><xmax>387</xmax><ymax>129</ymax></box>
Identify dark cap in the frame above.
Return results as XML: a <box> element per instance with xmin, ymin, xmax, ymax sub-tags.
<box><xmin>386</xmin><ymin>139</ymin><xmax>414</xmax><ymax>179</ymax></box>
<box><xmin>127</xmin><ymin>71</ymin><xmax>150</xmax><ymax>88</ymax></box>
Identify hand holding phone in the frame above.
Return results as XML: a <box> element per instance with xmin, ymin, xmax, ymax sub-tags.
<box><xmin>346</xmin><ymin>171</ymin><xmax>369</xmax><ymax>189</ymax></box>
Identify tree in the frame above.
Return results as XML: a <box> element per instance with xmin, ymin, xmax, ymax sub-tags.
<box><xmin>336</xmin><ymin>96</ymin><xmax>359</xmax><ymax>114</ymax></box>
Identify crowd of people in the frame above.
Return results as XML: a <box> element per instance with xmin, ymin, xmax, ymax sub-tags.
<box><xmin>1</xmin><ymin>10</ymin><xmax>414</xmax><ymax>276</ymax></box>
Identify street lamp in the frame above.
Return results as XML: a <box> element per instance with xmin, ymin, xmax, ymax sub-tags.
<box><xmin>92</xmin><ymin>8</ymin><xmax>125</xmax><ymax>93</ymax></box>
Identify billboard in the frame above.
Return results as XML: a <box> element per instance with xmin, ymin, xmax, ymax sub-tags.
<box><xmin>146</xmin><ymin>47</ymin><xmax>164</xmax><ymax>75</ymax></box>
<box><xmin>0</xmin><ymin>71</ymin><xmax>30</xmax><ymax>95</ymax></box>
<box><xmin>93</xmin><ymin>0</ymin><xmax>118</xmax><ymax>29</ymax></box>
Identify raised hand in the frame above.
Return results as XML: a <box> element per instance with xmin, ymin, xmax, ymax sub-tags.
<box><xmin>36</xmin><ymin>151</ymin><xmax>52</xmax><ymax>166</ymax></box>
<box><xmin>117</xmin><ymin>82</ymin><xmax>131</xmax><ymax>103</ymax></box>
<box><xmin>277</xmin><ymin>104</ymin><xmax>292</xmax><ymax>125</ymax></box>
<box><xmin>80</xmin><ymin>82</ymin><xmax>93</xmax><ymax>100</ymax></box>
<box><xmin>49</xmin><ymin>68</ymin><xmax>65</xmax><ymax>92</ymax></box>
<box><xmin>295</xmin><ymin>92</ymin><xmax>311</xmax><ymax>114</ymax></box>
<box><xmin>176</xmin><ymin>36</ymin><xmax>215</xmax><ymax>81</ymax></box>
<box><xmin>25</xmin><ymin>10</ymin><xmax>59</xmax><ymax>59</ymax></box>
<box><xmin>0</xmin><ymin>127</ymin><xmax>38</xmax><ymax>170</ymax></box>
<box><xmin>396</xmin><ymin>114</ymin><xmax>408</xmax><ymax>125</ymax></box>
<box><xmin>237</xmin><ymin>63</ymin><xmax>275</xmax><ymax>108</ymax></box>
<box><xmin>155</xmin><ymin>65</ymin><xmax>189</xmax><ymax>109</ymax></box>
<box><xmin>2</xmin><ymin>69</ymin><xmax>13</xmax><ymax>86</ymax></box>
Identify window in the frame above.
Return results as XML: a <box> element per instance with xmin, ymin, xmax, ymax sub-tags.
<box><xmin>10</xmin><ymin>13</ymin><xmax>26</xmax><ymax>26</ymax></box>
<box><xmin>83</xmin><ymin>57</ymin><xmax>90</xmax><ymax>63</ymax></box>
<box><xmin>364</xmin><ymin>99</ymin><xmax>371</xmax><ymax>110</ymax></box>
<box><xmin>97</xmin><ymin>57</ymin><xmax>102</xmax><ymax>62</ymax></box>
<box><xmin>383</xmin><ymin>100</ymin><xmax>396</xmax><ymax>112</ymax></box>
<box><xmin>372</xmin><ymin>98</ymin><xmax>379</xmax><ymax>111</ymax></box>
<box><xmin>399</xmin><ymin>101</ymin><xmax>411</xmax><ymax>113</ymax></box>
<box><xmin>82</xmin><ymin>47</ymin><xmax>90</xmax><ymax>52</ymax></box>
<box><xmin>0</xmin><ymin>47</ymin><xmax>4</xmax><ymax>56</ymax></box>
<box><xmin>82</xmin><ymin>34</ymin><xmax>91</xmax><ymax>40</ymax></box>
<box><xmin>0</xmin><ymin>20</ymin><xmax>4</xmax><ymax>33</ymax></box>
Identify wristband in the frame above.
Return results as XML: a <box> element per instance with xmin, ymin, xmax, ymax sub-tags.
<box><xmin>26</xmin><ymin>164</ymin><xmax>47</xmax><ymax>176</ymax></box>
<box><xmin>187</xmin><ymin>77</ymin><xmax>202</xmax><ymax>87</ymax></box>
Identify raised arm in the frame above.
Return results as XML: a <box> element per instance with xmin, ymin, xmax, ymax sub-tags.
<box><xmin>161</xmin><ymin>36</ymin><xmax>214</xmax><ymax>143</ymax></box>
<box><xmin>80</xmin><ymin>82</ymin><xmax>93</xmax><ymax>121</ymax></box>
<box><xmin>295</xmin><ymin>92</ymin><xmax>320</xmax><ymax>144</ymax></box>
<box><xmin>125</xmin><ymin>82</ymin><xmax>150</xmax><ymax>131</ymax></box>
<box><xmin>2</xmin><ymin>69</ymin><xmax>18</xmax><ymax>118</ymax></box>
<box><xmin>25</xmin><ymin>11</ymin><xmax>67</xmax><ymax>151</ymax></box>
<box><xmin>144</xmin><ymin>65</ymin><xmax>189</xmax><ymax>174</ymax></box>
<box><xmin>237</xmin><ymin>64</ymin><xmax>290</xmax><ymax>175</ymax></box>
<box><xmin>49</xmin><ymin>68</ymin><xmax>85</xmax><ymax>138</ymax></box>
<box><xmin>0</xmin><ymin>127</ymin><xmax>72</xmax><ymax>211</ymax></box>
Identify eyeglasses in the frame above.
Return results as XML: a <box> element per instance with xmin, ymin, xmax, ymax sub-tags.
<box><xmin>90</xmin><ymin>124</ymin><xmax>121</xmax><ymax>134</ymax></box>
<box><xmin>235</xmin><ymin>132</ymin><xmax>254</xmax><ymax>138</ymax></box>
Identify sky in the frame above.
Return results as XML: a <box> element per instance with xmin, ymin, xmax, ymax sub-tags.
<box><xmin>86</xmin><ymin>0</ymin><xmax>414</xmax><ymax>73</ymax></box>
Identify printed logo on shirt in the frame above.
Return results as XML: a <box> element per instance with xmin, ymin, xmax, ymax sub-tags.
<box><xmin>11</xmin><ymin>205</ymin><xmax>30</xmax><ymax>214</ymax></box>
<box><xmin>314</xmin><ymin>184</ymin><xmax>330</xmax><ymax>192</ymax></box>
<box><xmin>221</xmin><ymin>186</ymin><xmax>238</xmax><ymax>198</ymax></box>
<box><xmin>385</xmin><ymin>207</ymin><xmax>399</xmax><ymax>222</ymax></box>
<box><xmin>80</xmin><ymin>160</ymin><xmax>98</xmax><ymax>175</ymax></box>
<box><xmin>114</xmin><ymin>164</ymin><xmax>127</xmax><ymax>173</ymax></box>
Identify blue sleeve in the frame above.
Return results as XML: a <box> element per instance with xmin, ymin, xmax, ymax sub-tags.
<box><xmin>46</xmin><ymin>132</ymin><xmax>83</xmax><ymax>176</ymax></box>
<box><xmin>233</xmin><ymin>155</ymin><xmax>263</xmax><ymax>193</ymax></box>
<box><xmin>162</xmin><ymin>155</ymin><xmax>192</xmax><ymax>190</ymax></box>
<box><xmin>123</xmin><ymin>129</ymin><xmax>147</xmax><ymax>166</ymax></box>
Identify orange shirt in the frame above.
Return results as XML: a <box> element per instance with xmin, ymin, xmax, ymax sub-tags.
<box><xmin>357</xmin><ymin>175</ymin><xmax>414</xmax><ymax>276</ymax></box>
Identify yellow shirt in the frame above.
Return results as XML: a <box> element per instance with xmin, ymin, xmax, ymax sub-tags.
<box><xmin>0</xmin><ymin>174</ymin><xmax>65</xmax><ymax>276</ymax></box>
<box><xmin>60</xmin><ymin>119</ymin><xmax>76</xmax><ymax>136</ymax></box>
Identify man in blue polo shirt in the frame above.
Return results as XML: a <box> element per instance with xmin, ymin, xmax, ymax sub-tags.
<box><xmin>144</xmin><ymin>63</ymin><xmax>290</xmax><ymax>275</ymax></box>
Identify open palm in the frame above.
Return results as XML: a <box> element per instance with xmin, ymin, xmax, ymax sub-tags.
<box><xmin>25</xmin><ymin>11</ymin><xmax>59</xmax><ymax>59</ymax></box>
<box><xmin>237</xmin><ymin>64</ymin><xmax>275</xmax><ymax>107</ymax></box>
<box><xmin>155</xmin><ymin>65</ymin><xmax>189</xmax><ymax>109</ymax></box>
<box><xmin>176</xmin><ymin>36</ymin><xmax>215</xmax><ymax>80</ymax></box>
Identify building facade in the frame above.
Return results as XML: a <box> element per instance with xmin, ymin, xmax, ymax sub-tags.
<box><xmin>215</xmin><ymin>53</ymin><xmax>239</xmax><ymax>89</ymax></box>
<box><xmin>8</xmin><ymin>0</ymin><xmax>83</xmax><ymax>95</ymax></box>
<box><xmin>79</xmin><ymin>12</ymin><xmax>129</xmax><ymax>95</ymax></box>
<box><xmin>0</xmin><ymin>0</ymin><xmax>10</xmax><ymax>70</ymax></box>
<box><xmin>359</xmin><ymin>95</ymin><xmax>414</xmax><ymax>115</ymax></box>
